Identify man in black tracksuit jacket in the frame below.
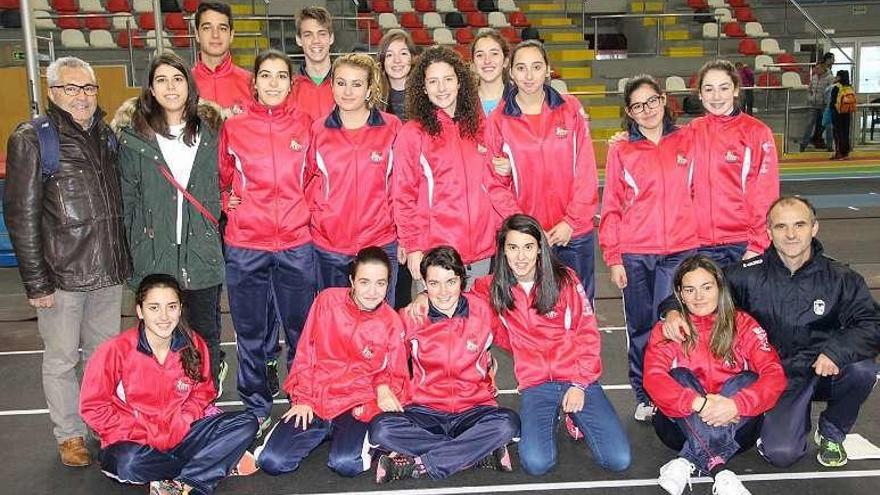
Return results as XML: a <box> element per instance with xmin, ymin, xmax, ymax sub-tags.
<box><xmin>660</xmin><ymin>196</ymin><xmax>880</xmax><ymax>468</ymax></box>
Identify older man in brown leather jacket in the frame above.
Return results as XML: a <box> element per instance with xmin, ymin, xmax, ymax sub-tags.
<box><xmin>4</xmin><ymin>56</ymin><xmax>130</xmax><ymax>467</ymax></box>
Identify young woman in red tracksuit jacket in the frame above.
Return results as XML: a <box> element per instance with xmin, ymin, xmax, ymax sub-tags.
<box><xmin>689</xmin><ymin>59</ymin><xmax>779</xmax><ymax>265</ymax></box>
<box><xmin>598</xmin><ymin>75</ymin><xmax>699</xmax><ymax>421</ymax></box>
<box><xmin>392</xmin><ymin>46</ymin><xmax>519</xmax><ymax>289</ymax></box>
<box><xmin>473</xmin><ymin>214</ymin><xmax>631</xmax><ymax>476</ymax></box>
<box><xmin>306</xmin><ymin>53</ymin><xmax>403</xmax><ymax>303</ymax></box>
<box><xmin>255</xmin><ymin>247</ymin><xmax>409</xmax><ymax>478</ymax></box>
<box><xmin>369</xmin><ymin>246</ymin><xmax>520</xmax><ymax>483</ymax></box>
<box><xmin>486</xmin><ymin>40</ymin><xmax>600</xmax><ymax>300</ymax></box>
<box><xmin>80</xmin><ymin>274</ymin><xmax>258</xmax><ymax>495</ymax></box>
<box><xmin>218</xmin><ymin>49</ymin><xmax>317</xmax><ymax>426</ymax></box>
<box><xmin>644</xmin><ymin>255</ymin><xmax>785</xmax><ymax>495</ymax></box>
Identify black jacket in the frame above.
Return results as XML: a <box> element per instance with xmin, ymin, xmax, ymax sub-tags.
<box><xmin>4</xmin><ymin>103</ymin><xmax>131</xmax><ymax>298</ymax></box>
<box><xmin>661</xmin><ymin>240</ymin><xmax>880</xmax><ymax>386</ymax></box>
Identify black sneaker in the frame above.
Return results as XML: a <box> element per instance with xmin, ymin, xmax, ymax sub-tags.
<box><xmin>375</xmin><ymin>454</ymin><xmax>418</xmax><ymax>484</ymax></box>
<box><xmin>815</xmin><ymin>430</ymin><xmax>848</xmax><ymax>467</ymax></box>
<box><xmin>266</xmin><ymin>359</ymin><xmax>280</xmax><ymax>398</ymax></box>
<box><xmin>474</xmin><ymin>445</ymin><xmax>513</xmax><ymax>472</ymax></box>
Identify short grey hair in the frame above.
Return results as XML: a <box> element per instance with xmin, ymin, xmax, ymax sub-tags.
<box><xmin>46</xmin><ymin>57</ymin><xmax>96</xmax><ymax>86</ymax></box>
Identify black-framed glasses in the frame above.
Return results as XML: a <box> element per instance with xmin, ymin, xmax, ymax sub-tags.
<box><xmin>628</xmin><ymin>94</ymin><xmax>664</xmax><ymax>114</ymax></box>
<box><xmin>50</xmin><ymin>84</ymin><xmax>99</xmax><ymax>96</ymax></box>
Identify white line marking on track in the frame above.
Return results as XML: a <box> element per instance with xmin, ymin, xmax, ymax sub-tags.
<box><xmin>272</xmin><ymin>470</ymin><xmax>880</xmax><ymax>495</ymax></box>
<box><xmin>849</xmin><ymin>206</ymin><xmax>861</xmax><ymax>211</ymax></box>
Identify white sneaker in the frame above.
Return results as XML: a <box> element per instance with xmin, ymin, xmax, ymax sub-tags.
<box><xmin>658</xmin><ymin>457</ymin><xmax>695</xmax><ymax>495</ymax></box>
<box><xmin>712</xmin><ymin>470</ymin><xmax>751</xmax><ymax>495</ymax></box>
<box><xmin>634</xmin><ymin>401</ymin><xmax>656</xmax><ymax>422</ymax></box>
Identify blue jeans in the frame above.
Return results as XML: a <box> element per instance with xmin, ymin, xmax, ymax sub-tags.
<box><xmin>518</xmin><ymin>381</ymin><xmax>631</xmax><ymax>475</ymax></box>
<box><xmin>652</xmin><ymin>369</ymin><xmax>762</xmax><ymax>473</ymax></box>
<box><xmin>256</xmin><ymin>411</ymin><xmax>370</xmax><ymax>477</ymax></box>
<box><xmin>697</xmin><ymin>243</ymin><xmax>747</xmax><ymax>268</ymax></box>
<box><xmin>553</xmin><ymin>231</ymin><xmax>595</xmax><ymax>302</ymax></box>
<box><xmin>315</xmin><ymin>242</ymin><xmax>398</xmax><ymax>304</ymax></box>
<box><xmin>758</xmin><ymin>359</ymin><xmax>878</xmax><ymax>467</ymax></box>
<box><xmin>621</xmin><ymin>250</ymin><xmax>695</xmax><ymax>403</ymax></box>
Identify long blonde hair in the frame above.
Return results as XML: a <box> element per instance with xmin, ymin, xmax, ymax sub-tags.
<box><xmin>332</xmin><ymin>53</ymin><xmax>384</xmax><ymax>109</ymax></box>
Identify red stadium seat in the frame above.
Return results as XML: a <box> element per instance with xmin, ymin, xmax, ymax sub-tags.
<box><xmin>372</xmin><ymin>0</ymin><xmax>393</xmax><ymax>12</ymax></box>
<box><xmin>364</xmin><ymin>26</ymin><xmax>382</xmax><ymax>45</ymax></box>
<box><xmin>414</xmin><ymin>0</ymin><xmax>433</xmax><ymax>11</ymax></box>
<box><xmin>723</xmin><ymin>22</ymin><xmax>745</xmax><ymax>37</ymax></box>
<box><xmin>400</xmin><ymin>12</ymin><xmax>422</xmax><ymax>28</ymax></box>
<box><xmin>455</xmin><ymin>28</ymin><xmax>474</xmax><ymax>44</ymax></box>
<box><xmin>500</xmin><ymin>26</ymin><xmax>521</xmax><ymax>44</ymax></box>
<box><xmin>51</xmin><ymin>0</ymin><xmax>78</xmax><ymax>13</ymax></box>
<box><xmin>181</xmin><ymin>0</ymin><xmax>198</xmax><ymax>13</ymax></box>
<box><xmin>738</xmin><ymin>38</ymin><xmax>762</xmax><ymax>56</ymax></box>
<box><xmin>508</xmin><ymin>11</ymin><xmax>529</xmax><ymax>27</ymax></box>
<box><xmin>456</xmin><ymin>0</ymin><xmax>477</xmax><ymax>12</ymax></box>
<box><xmin>85</xmin><ymin>16</ymin><xmax>111</xmax><ymax>30</ymax></box>
<box><xmin>0</xmin><ymin>0</ymin><xmax>20</xmax><ymax>8</ymax></box>
<box><xmin>357</xmin><ymin>16</ymin><xmax>379</xmax><ymax>30</ymax></box>
<box><xmin>687</xmin><ymin>0</ymin><xmax>708</xmax><ymax>9</ymax></box>
<box><xmin>165</xmin><ymin>12</ymin><xmax>188</xmax><ymax>30</ymax></box>
<box><xmin>169</xmin><ymin>29</ymin><xmax>190</xmax><ymax>48</ymax></box>
<box><xmin>757</xmin><ymin>72</ymin><xmax>780</xmax><ymax>87</ymax></box>
<box><xmin>139</xmin><ymin>13</ymin><xmax>155</xmax><ymax>30</ymax></box>
<box><xmin>106</xmin><ymin>0</ymin><xmax>130</xmax><ymax>12</ymax></box>
<box><xmin>411</xmin><ymin>28</ymin><xmax>433</xmax><ymax>45</ymax></box>
<box><xmin>117</xmin><ymin>30</ymin><xmax>145</xmax><ymax>48</ymax></box>
<box><xmin>776</xmin><ymin>53</ymin><xmax>800</xmax><ymax>73</ymax></box>
<box><xmin>466</xmin><ymin>11</ymin><xmax>488</xmax><ymax>27</ymax></box>
<box><xmin>56</xmin><ymin>17</ymin><xmax>81</xmax><ymax>29</ymax></box>
<box><xmin>728</xmin><ymin>0</ymin><xmax>748</xmax><ymax>7</ymax></box>
<box><xmin>733</xmin><ymin>6</ymin><xmax>756</xmax><ymax>22</ymax></box>
<box><xmin>454</xmin><ymin>43</ymin><xmax>471</xmax><ymax>60</ymax></box>
<box><xmin>688</xmin><ymin>73</ymin><xmax>698</xmax><ymax>88</ymax></box>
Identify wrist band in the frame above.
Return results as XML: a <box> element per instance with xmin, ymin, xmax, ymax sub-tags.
<box><xmin>697</xmin><ymin>397</ymin><xmax>708</xmax><ymax>413</ymax></box>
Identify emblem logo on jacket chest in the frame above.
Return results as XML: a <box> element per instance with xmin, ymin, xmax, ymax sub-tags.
<box><xmin>466</xmin><ymin>340</ymin><xmax>478</xmax><ymax>352</ymax></box>
<box><xmin>175</xmin><ymin>378</ymin><xmax>192</xmax><ymax>395</ymax></box>
<box><xmin>290</xmin><ymin>139</ymin><xmax>303</xmax><ymax>151</ymax></box>
<box><xmin>362</xmin><ymin>346</ymin><xmax>374</xmax><ymax>359</ymax></box>
<box><xmin>724</xmin><ymin>150</ymin><xmax>740</xmax><ymax>163</ymax></box>
<box><xmin>676</xmin><ymin>152</ymin><xmax>689</xmax><ymax>166</ymax></box>
<box><xmin>370</xmin><ymin>151</ymin><xmax>383</xmax><ymax>163</ymax></box>
<box><xmin>813</xmin><ymin>299</ymin><xmax>826</xmax><ymax>316</ymax></box>
<box><xmin>555</xmin><ymin>126</ymin><xmax>569</xmax><ymax>138</ymax></box>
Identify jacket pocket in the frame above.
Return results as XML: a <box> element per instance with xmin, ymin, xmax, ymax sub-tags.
<box><xmin>53</xmin><ymin>173</ymin><xmax>96</xmax><ymax>226</ymax></box>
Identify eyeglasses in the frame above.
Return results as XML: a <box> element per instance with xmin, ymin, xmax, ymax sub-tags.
<box><xmin>50</xmin><ymin>84</ymin><xmax>99</xmax><ymax>97</ymax></box>
<box><xmin>628</xmin><ymin>94</ymin><xmax>664</xmax><ymax>114</ymax></box>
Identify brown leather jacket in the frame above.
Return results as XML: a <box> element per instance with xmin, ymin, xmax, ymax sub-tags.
<box><xmin>4</xmin><ymin>103</ymin><xmax>131</xmax><ymax>298</ymax></box>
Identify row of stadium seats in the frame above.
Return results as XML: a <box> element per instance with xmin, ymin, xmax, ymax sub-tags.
<box><xmin>28</xmin><ymin>0</ymin><xmax>196</xmax><ymax>14</ymax></box>
<box><xmin>58</xmin><ymin>27</ymin><xmax>189</xmax><ymax>48</ymax></box>
<box><xmin>366</xmin><ymin>0</ymin><xmax>519</xmax><ymax>14</ymax></box>
<box><xmin>377</xmin><ymin>10</ymin><xmax>528</xmax><ymax>29</ymax></box>
<box><xmin>34</xmin><ymin>11</ymin><xmax>188</xmax><ymax>31</ymax></box>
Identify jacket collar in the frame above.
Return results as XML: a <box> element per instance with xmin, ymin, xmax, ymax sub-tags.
<box><xmin>194</xmin><ymin>53</ymin><xmax>235</xmax><ymax>76</ymax></box>
<box><xmin>324</xmin><ymin>106</ymin><xmax>386</xmax><ymax>129</ymax></box>
<box><xmin>428</xmin><ymin>296</ymin><xmax>469</xmax><ymax>322</ymax></box>
<box><xmin>627</xmin><ymin>117</ymin><xmax>678</xmax><ymax>141</ymax></box>
<box><xmin>704</xmin><ymin>106</ymin><xmax>742</xmax><ymax>125</ymax></box>
<box><xmin>298</xmin><ymin>62</ymin><xmax>332</xmax><ymax>84</ymax></box>
<box><xmin>46</xmin><ymin>101</ymin><xmax>106</xmax><ymax>133</ymax></box>
<box><xmin>765</xmin><ymin>238</ymin><xmax>824</xmax><ymax>275</ymax></box>
<box><xmin>136</xmin><ymin>321</ymin><xmax>189</xmax><ymax>356</ymax></box>
<box><xmin>246</xmin><ymin>99</ymin><xmax>294</xmax><ymax>119</ymax></box>
<box><xmin>502</xmin><ymin>83</ymin><xmax>565</xmax><ymax>117</ymax></box>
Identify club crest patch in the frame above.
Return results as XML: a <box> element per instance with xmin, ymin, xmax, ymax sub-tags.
<box><xmin>813</xmin><ymin>299</ymin><xmax>826</xmax><ymax>316</ymax></box>
<box><xmin>370</xmin><ymin>151</ymin><xmax>383</xmax><ymax>163</ymax></box>
<box><xmin>362</xmin><ymin>346</ymin><xmax>374</xmax><ymax>359</ymax></box>
<box><xmin>555</xmin><ymin>126</ymin><xmax>569</xmax><ymax>138</ymax></box>
<box><xmin>290</xmin><ymin>139</ymin><xmax>303</xmax><ymax>151</ymax></box>
<box><xmin>476</xmin><ymin>144</ymin><xmax>488</xmax><ymax>154</ymax></box>
<box><xmin>466</xmin><ymin>340</ymin><xmax>478</xmax><ymax>352</ymax></box>
<box><xmin>175</xmin><ymin>378</ymin><xmax>192</xmax><ymax>395</ymax></box>
<box><xmin>676</xmin><ymin>153</ymin><xmax>689</xmax><ymax>166</ymax></box>
<box><xmin>724</xmin><ymin>150</ymin><xmax>740</xmax><ymax>163</ymax></box>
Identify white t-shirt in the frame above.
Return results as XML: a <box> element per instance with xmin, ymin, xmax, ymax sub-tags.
<box><xmin>519</xmin><ymin>280</ymin><xmax>535</xmax><ymax>294</ymax></box>
<box><xmin>156</xmin><ymin>123</ymin><xmax>200</xmax><ymax>244</ymax></box>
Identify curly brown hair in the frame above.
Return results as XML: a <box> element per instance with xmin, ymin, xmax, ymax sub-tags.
<box><xmin>405</xmin><ymin>46</ymin><xmax>482</xmax><ymax>139</ymax></box>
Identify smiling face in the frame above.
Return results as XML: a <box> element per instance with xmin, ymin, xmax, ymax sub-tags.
<box><xmin>625</xmin><ymin>83</ymin><xmax>665</xmax><ymax>132</ymax></box>
<box><xmin>136</xmin><ymin>286</ymin><xmax>182</xmax><ymax>343</ymax></box>
<box><xmin>504</xmin><ymin>229</ymin><xmax>540</xmax><ymax>282</ymax></box>
<box><xmin>679</xmin><ymin>267</ymin><xmax>719</xmax><ymax>317</ymax></box>
<box><xmin>700</xmin><ymin>68</ymin><xmax>739</xmax><ymax>116</ymax></box>
<box><xmin>48</xmin><ymin>66</ymin><xmax>98</xmax><ymax>129</ymax></box>
<box><xmin>150</xmin><ymin>64</ymin><xmax>188</xmax><ymax>121</ymax></box>
<box><xmin>254</xmin><ymin>57</ymin><xmax>291</xmax><ymax>107</ymax></box>
<box><xmin>424</xmin><ymin>61</ymin><xmax>459</xmax><ymax>116</ymax></box>
<box><xmin>425</xmin><ymin>265</ymin><xmax>462</xmax><ymax>317</ymax></box>
<box><xmin>509</xmin><ymin>46</ymin><xmax>548</xmax><ymax>97</ymax></box>
<box><xmin>332</xmin><ymin>63</ymin><xmax>369</xmax><ymax>113</ymax></box>
<box><xmin>472</xmin><ymin>36</ymin><xmax>506</xmax><ymax>85</ymax></box>
<box><xmin>195</xmin><ymin>9</ymin><xmax>233</xmax><ymax>59</ymax></box>
<box><xmin>297</xmin><ymin>18</ymin><xmax>334</xmax><ymax>66</ymax></box>
<box><xmin>350</xmin><ymin>261</ymin><xmax>390</xmax><ymax>311</ymax></box>
<box><xmin>383</xmin><ymin>39</ymin><xmax>412</xmax><ymax>84</ymax></box>
<box><xmin>767</xmin><ymin>200</ymin><xmax>818</xmax><ymax>265</ymax></box>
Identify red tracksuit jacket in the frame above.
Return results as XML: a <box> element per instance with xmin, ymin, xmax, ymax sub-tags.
<box><xmin>306</xmin><ymin>108</ymin><xmax>401</xmax><ymax>255</ymax></box>
<box><xmin>392</xmin><ymin>110</ymin><xmax>519</xmax><ymax>264</ymax></box>
<box><xmin>80</xmin><ymin>326</ymin><xmax>216</xmax><ymax>451</ymax></box>
<box><xmin>218</xmin><ymin>100</ymin><xmax>313</xmax><ymax>251</ymax></box>
<box><xmin>289</xmin><ymin>64</ymin><xmax>335</xmax><ymax>123</ymax></box>
<box><xmin>192</xmin><ymin>54</ymin><xmax>253</xmax><ymax>111</ymax></box>
<box><xmin>485</xmin><ymin>85</ymin><xmax>599</xmax><ymax>237</ymax></box>
<box><xmin>400</xmin><ymin>293</ymin><xmax>499</xmax><ymax>414</ymax></box>
<box><xmin>689</xmin><ymin>110</ymin><xmax>779</xmax><ymax>253</ymax></box>
<box><xmin>471</xmin><ymin>270</ymin><xmax>602</xmax><ymax>390</ymax></box>
<box><xmin>643</xmin><ymin>310</ymin><xmax>786</xmax><ymax>418</ymax></box>
<box><xmin>598</xmin><ymin>124</ymin><xmax>699</xmax><ymax>266</ymax></box>
<box><xmin>285</xmin><ymin>287</ymin><xmax>408</xmax><ymax>422</ymax></box>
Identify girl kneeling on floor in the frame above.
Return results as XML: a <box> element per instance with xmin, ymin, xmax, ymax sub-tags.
<box><xmin>255</xmin><ymin>247</ymin><xmax>408</xmax><ymax>477</ymax></box>
<box><xmin>80</xmin><ymin>274</ymin><xmax>259</xmax><ymax>495</ymax></box>
<box><xmin>644</xmin><ymin>255</ymin><xmax>786</xmax><ymax>495</ymax></box>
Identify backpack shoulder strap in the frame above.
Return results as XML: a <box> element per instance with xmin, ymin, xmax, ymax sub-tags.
<box><xmin>31</xmin><ymin>115</ymin><xmax>60</xmax><ymax>180</ymax></box>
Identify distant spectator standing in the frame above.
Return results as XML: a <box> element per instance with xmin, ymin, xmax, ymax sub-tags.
<box><xmin>799</xmin><ymin>61</ymin><xmax>833</xmax><ymax>152</ymax></box>
<box><xmin>4</xmin><ymin>56</ymin><xmax>131</xmax><ymax>467</ymax></box>
<box><xmin>829</xmin><ymin>70</ymin><xmax>856</xmax><ymax>160</ymax></box>
<box><xmin>735</xmin><ymin>62</ymin><xmax>754</xmax><ymax>115</ymax></box>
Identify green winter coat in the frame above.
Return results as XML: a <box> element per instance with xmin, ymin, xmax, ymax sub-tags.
<box><xmin>118</xmin><ymin>118</ymin><xmax>224</xmax><ymax>291</ymax></box>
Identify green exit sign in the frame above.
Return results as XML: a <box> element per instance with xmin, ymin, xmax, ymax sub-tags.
<box><xmin>852</xmin><ymin>5</ymin><xmax>867</xmax><ymax>15</ymax></box>
<box><xmin>12</xmin><ymin>51</ymin><xmax>24</xmax><ymax>60</ymax></box>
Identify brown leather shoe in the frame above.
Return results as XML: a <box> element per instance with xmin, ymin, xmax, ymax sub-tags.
<box><xmin>58</xmin><ymin>436</ymin><xmax>92</xmax><ymax>467</ymax></box>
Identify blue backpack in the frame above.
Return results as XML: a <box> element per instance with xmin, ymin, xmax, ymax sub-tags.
<box><xmin>31</xmin><ymin>115</ymin><xmax>117</xmax><ymax>179</ymax></box>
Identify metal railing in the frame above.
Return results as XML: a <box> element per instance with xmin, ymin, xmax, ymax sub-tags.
<box><xmin>585</xmin><ymin>12</ymin><xmax>722</xmax><ymax>57</ymax></box>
